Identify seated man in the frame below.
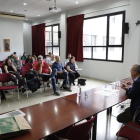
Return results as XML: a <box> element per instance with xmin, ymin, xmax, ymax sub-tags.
<box><xmin>66</xmin><ymin>56</ymin><xmax>80</xmax><ymax>86</ymax></box>
<box><xmin>64</xmin><ymin>53</ymin><xmax>71</xmax><ymax>66</ymax></box>
<box><xmin>13</xmin><ymin>56</ymin><xmax>22</xmax><ymax>73</ymax></box>
<box><xmin>117</xmin><ymin>64</ymin><xmax>140</xmax><ymax>124</ymax></box>
<box><xmin>48</xmin><ymin>55</ymin><xmax>55</xmax><ymax>67</ymax></box>
<box><xmin>46</xmin><ymin>52</ymin><xmax>52</xmax><ymax>64</ymax></box>
<box><xmin>33</xmin><ymin>57</ymin><xmax>60</xmax><ymax>96</ymax></box>
<box><xmin>52</xmin><ymin>56</ymin><xmax>71</xmax><ymax>91</ymax></box>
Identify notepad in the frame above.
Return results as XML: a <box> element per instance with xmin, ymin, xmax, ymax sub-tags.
<box><xmin>0</xmin><ymin>116</ymin><xmax>31</xmax><ymax>135</ymax></box>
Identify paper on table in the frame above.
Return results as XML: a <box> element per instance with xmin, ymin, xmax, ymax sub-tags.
<box><xmin>95</xmin><ymin>90</ymin><xmax>115</xmax><ymax>96</ymax></box>
<box><xmin>0</xmin><ymin>110</ymin><xmax>26</xmax><ymax>119</ymax></box>
<box><xmin>103</xmin><ymin>88</ymin><xmax>119</xmax><ymax>93</ymax></box>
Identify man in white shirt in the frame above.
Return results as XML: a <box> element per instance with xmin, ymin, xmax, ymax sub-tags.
<box><xmin>46</xmin><ymin>52</ymin><xmax>52</xmax><ymax>64</ymax></box>
<box><xmin>48</xmin><ymin>55</ymin><xmax>55</xmax><ymax>67</ymax></box>
<box><xmin>64</xmin><ymin>53</ymin><xmax>71</xmax><ymax>66</ymax></box>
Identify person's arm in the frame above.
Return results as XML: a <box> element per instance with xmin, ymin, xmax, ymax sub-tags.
<box><xmin>19</xmin><ymin>60</ymin><xmax>22</xmax><ymax>69</ymax></box>
<box><xmin>48</xmin><ymin>67</ymin><xmax>52</xmax><ymax>74</ymax></box>
<box><xmin>11</xmin><ymin>63</ymin><xmax>17</xmax><ymax>72</ymax></box>
<box><xmin>4</xmin><ymin>65</ymin><xmax>8</xmax><ymax>73</ymax></box>
<box><xmin>38</xmin><ymin>63</ymin><xmax>43</xmax><ymax>74</ymax></box>
<box><xmin>66</xmin><ymin>65</ymin><xmax>76</xmax><ymax>73</ymax></box>
<box><xmin>74</xmin><ymin>61</ymin><xmax>78</xmax><ymax>69</ymax></box>
<box><xmin>127</xmin><ymin>81</ymin><xmax>140</xmax><ymax>99</ymax></box>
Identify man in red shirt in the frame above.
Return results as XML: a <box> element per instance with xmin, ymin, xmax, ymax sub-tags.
<box><xmin>33</xmin><ymin>57</ymin><xmax>60</xmax><ymax>96</ymax></box>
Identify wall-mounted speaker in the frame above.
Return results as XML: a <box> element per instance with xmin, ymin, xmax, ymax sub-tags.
<box><xmin>124</xmin><ymin>23</ymin><xmax>129</xmax><ymax>34</ymax></box>
<box><xmin>58</xmin><ymin>31</ymin><xmax>61</xmax><ymax>38</ymax></box>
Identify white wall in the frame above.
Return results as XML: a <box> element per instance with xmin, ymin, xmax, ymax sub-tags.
<box><xmin>23</xmin><ymin>21</ymin><xmax>32</xmax><ymax>55</ymax></box>
<box><xmin>31</xmin><ymin>0</ymin><xmax>140</xmax><ymax>82</ymax></box>
<box><xmin>0</xmin><ymin>18</ymin><xmax>24</xmax><ymax>60</ymax></box>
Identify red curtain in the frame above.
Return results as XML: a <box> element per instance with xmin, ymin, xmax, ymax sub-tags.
<box><xmin>66</xmin><ymin>14</ymin><xmax>84</xmax><ymax>62</ymax></box>
<box><xmin>32</xmin><ymin>23</ymin><xmax>46</xmax><ymax>58</ymax></box>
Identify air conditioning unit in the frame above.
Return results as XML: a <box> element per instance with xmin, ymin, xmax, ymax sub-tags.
<box><xmin>0</xmin><ymin>11</ymin><xmax>25</xmax><ymax>20</ymax></box>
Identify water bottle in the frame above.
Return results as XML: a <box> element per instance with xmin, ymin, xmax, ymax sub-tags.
<box><xmin>77</xmin><ymin>84</ymin><xmax>81</xmax><ymax>96</ymax></box>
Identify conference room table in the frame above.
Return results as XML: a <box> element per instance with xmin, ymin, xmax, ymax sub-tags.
<box><xmin>2</xmin><ymin>77</ymin><xmax>133</xmax><ymax>140</ymax></box>
<box><xmin>8</xmin><ymin>98</ymin><xmax>93</xmax><ymax>140</ymax></box>
<box><xmin>62</xmin><ymin>77</ymin><xmax>133</xmax><ymax>140</ymax></box>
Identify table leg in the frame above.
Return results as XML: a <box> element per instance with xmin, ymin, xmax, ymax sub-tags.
<box><xmin>107</xmin><ymin>108</ymin><xmax>110</xmax><ymax>115</ymax></box>
<box><xmin>110</xmin><ymin>107</ymin><xmax>112</xmax><ymax>114</ymax></box>
<box><xmin>92</xmin><ymin>114</ymin><xmax>97</xmax><ymax>140</ymax></box>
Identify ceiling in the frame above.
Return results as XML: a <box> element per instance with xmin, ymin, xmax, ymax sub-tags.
<box><xmin>0</xmin><ymin>0</ymin><xmax>105</xmax><ymax>21</ymax></box>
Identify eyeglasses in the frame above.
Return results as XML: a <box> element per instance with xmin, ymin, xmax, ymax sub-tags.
<box><xmin>130</xmin><ymin>68</ymin><xmax>136</xmax><ymax>72</ymax></box>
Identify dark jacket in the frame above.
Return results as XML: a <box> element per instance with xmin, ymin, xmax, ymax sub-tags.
<box><xmin>127</xmin><ymin>76</ymin><xmax>140</xmax><ymax>120</ymax></box>
<box><xmin>27</xmin><ymin>78</ymin><xmax>42</xmax><ymax>93</ymax></box>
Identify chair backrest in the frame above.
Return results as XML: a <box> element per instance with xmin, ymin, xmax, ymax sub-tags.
<box><xmin>0</xmin><ymin>61</ymin><xmax>3</xmax><ymax>63</ymax></box>
<box><xmin>21</xmin><ymin>66</ymin><xmax>31</xmax><ymax>77</ymax></box>
<box><xmin>0</xmin><ymin>65</ymin><xmax>5</xmax><ymax>73</ymax></box>
<box><xmin>21</xmin><ymin>60</ymin><xmax>25</xmax><ymax>65</ymax></box>
<box><xmin>25</xmin><ymin>63</ymin><xmax>33</xmax><ymax>69</ymax></box>
<box><xmin>0</xmin><ymin>73</ymin><xmax>12</xmax><ymax>82</ymax></box>
<box><xmin>33</xmin><ymin>60</ymin><xmax>37</xmax><ymax>65</ymax></box>
<box><xmin>65</xmin><ymin>117</ymin><xmax>95</xmax><ymax>140</ymax></box>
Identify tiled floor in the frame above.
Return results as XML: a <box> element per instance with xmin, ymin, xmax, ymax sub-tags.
<box><xmin>0</xmin><ymin>77</ymin><xmax>129</xmax><ymax>140</ymax></box>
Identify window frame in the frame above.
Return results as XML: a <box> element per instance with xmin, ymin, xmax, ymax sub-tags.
<box><xmin>83</xmin><ymin>11</ymin><xmax>125</xmax><ymax>63</ymax></box>
<box><xmin>45</xmin><ymin>24</ymin><xmax>60</xmax><ymax>56</ymax></box>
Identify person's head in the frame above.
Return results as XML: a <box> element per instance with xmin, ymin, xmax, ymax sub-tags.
<box><xmin>51</xmin><ymin>55</ymin><xmax>55</xmax><ymax>60</ymax></box>
<box><xmin>55</xmin><ymin>56</ymin><xmax>60</xmax><ymax>63</ymax></box>
<box><xmin>13</xmin><ymin>52</ymin><xmax>16</xmax><ymax>55</ymax></box>
<box><xmin>38</xmin><ymin>55</ymin><xmax>43</xmax><ymax>59</ymax></box>
<box><xmin>33</xmin><ymin>53</ymin><xmax>36</xmax><ymax>57</ymax></box>
<box><xmin>70</xmin><ymin>56</ymin><xmax>75</xmax><ymax>63</ymax></box>
<box><xmin>48</xmin><ymin>52</ymin><xmax>52</xmax><ymax>57</ymax></box>
<box><xmin>23</xmin><ymin>52</ymin><xmax>26</xmax><ymax>57</ymax></box>
<box><xmin>5</xmin><ymin>58</ymin><xmax>12</xmax><ymax>66</ymax></box>
<box><xmin>130</xmin><ymin>64</ymin><xmax>140</xmax><ymax>79</ymax></box>
<box><xmin>37</xmin><ymin>57</ymin><xmax>43</xmax><ymax>64</ymax></box>
<box><xmin>10</xmin><ymin>54</ymin><xmax>15</xmax><ymax>58</ymax></box>
<box><xmin>14</xmin><ymin>56</ymin><xmax>18</xmax><ymax>62</ymax></box>
<box><xmin>28</xmin><ymin>55</ymin><xmax>32</xmax><ymax>60</ymax></box>
<box><xmin>67</xmin><ymin>53</ymin><xmax>71</xmax><ymax>58</ymax></box>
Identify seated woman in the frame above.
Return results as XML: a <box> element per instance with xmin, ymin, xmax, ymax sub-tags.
<box><xmin>25</xmin><ymin>55</ymin><xmax>33</xmax><ymax>64</ymax></box>
<box><xmin>66</xmin><ymin>56</ymin><xmax>80</xmax><ymax>86</ymax></box>
<box><xmin>4</xmin><ymin>58</ymin><xmax>23</xmax><ymax>89</ymax></box>
<box><xmin>21</xmin><ymin>52</ymin><xmax>28</xmax><ymax>60</ymax></box>
<box><xmin>32</xmin><ymin>53</ymin><xmax>37</xmax><ymax>61</ymax></box>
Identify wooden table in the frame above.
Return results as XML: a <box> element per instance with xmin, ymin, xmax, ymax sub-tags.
<box><xmin>8</xmin><ymin>98</ymin><xmax>93</xmax><ymax>140</ymax></box>
<box><xmin>62</xmin><ymin>77</ymin><xmax>133</xmax><ymax>140</ymax></box>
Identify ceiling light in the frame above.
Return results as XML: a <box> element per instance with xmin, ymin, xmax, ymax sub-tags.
<box><xmin>23</xmin><ymin>3</ymin><xmax>27</xmax><ymax>5</ymax></box>
<box><xmin>75</xmin><ymin>1</ymin><xmax>78</xmax><ymax>4</ymax></box>
<box><xmin>38</xmin><ymin>15</ymin><xmax>40</xmax><ymax>16</ymax></box>
<box><xmin>10</xmin><ymin>10</ymin><xmax>13</xmax><ymax>12</ymax></box>
<box><xmin>26</xmin><ymin>19</ymin><xmax>28</xmax><ymax>20</ymax></box>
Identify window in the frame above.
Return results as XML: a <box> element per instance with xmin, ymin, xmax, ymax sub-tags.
<box><xmin>83</xmin><ymin>11</ymin><xmax>125</xmax><ymax>62</ymax></box>
<box><xmin>45</xmin><ymin>24</ymin><xmax>60</xmax><ymax>56</ymax></box>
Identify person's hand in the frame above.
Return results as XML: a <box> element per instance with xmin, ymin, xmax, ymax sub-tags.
<box><xmin>73</xmin><ymin>71</ymin><xmax>76</xmax><ymax>73</ymax></box>
<box><xmin>121</xmin><ymin>95</ymin><xmax>127</xmax><ymax>100</ymax></box>
<box><xmin>12</xmin><ymin>74</ymin><xmax>16</xmax><ymax>78</ymax></box>
<box><xmin>60</xmin><ymin>71</ymin><xmax>63</xmax><ymax>74</ymax></box>
<box><xmin>40</xmin><ymin>63</ymin><xmax>44</xmax><ymax>67</ymax></box>
<box><xmin>121</xmin><ymin>83</ymin><xmax>127</xmax><ymax>90</ymax></box>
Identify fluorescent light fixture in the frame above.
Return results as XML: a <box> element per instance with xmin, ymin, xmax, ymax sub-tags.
<box><xmin>38</xmin><ymin>15</ymin><xmax>40</xmax><ymax>16</ymax></box>
<box><xmin>26</xmin><ymin>19</ymin><xmax>28</xmax><ymax>20</ymax></box>
<box><xmin>10</xmin><ymin>10</ymin><xmax>13</xmax><ymax>12</ymax></box>
<box><xmin>23</xmin><ymin>3</ymin><xmax>27</xmax><ymax>5</ymax></box>
<box><xmin>75</xmin><ymin>1</ymin><xmax>78</xmax><ymax>4</ymax></box>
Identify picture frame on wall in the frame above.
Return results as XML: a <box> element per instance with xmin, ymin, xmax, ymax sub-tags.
<box><xmin>4</xmin><ymin>39</ymin><xmax>10</xmax><ymax>52</ymax></box>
